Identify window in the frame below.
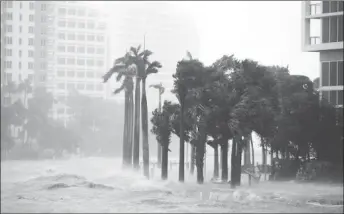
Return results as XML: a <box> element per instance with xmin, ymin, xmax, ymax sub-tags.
<box><xmin>88</xmin><ymin>10</ymin><xmax>97</xmax><ymax>17</ymax></box>
<box><xmin>78</xmin><ymin>22</ymin><xmax>85</xmax><ymax>28</ymax></box>
<box><xmin>28</xmin><ymin>74</ymin><xmax>33</xmax><ymax>82</ymax></box>
<box><xmin>6</xmin><ymin>12</ymin><xmax>13</xmax><ymax>20</ymax></box>
<box><xmin>28</xmin><ymin>38</ymin><xmax>34</xmax><ymax>46</ymax></box>
<box><xmin>19</xmin><ymin>26</ymin><xmax>22</xmax><ymax>33</ymax></box>
<box><xmin>29</xmin><ymin>15</ymin><xmax>34</xmax><ymax>22</ymax></box>
<box><xmin>28</xmin><ymin>26</ymin><xmax>34</xmax><ymax>33</ymax></box>
<box><xmin>57</xmin><ymin>70</ymin><xmax>65</xmax><ymax>77</ymax></box>
<box><xmin>5</xmin><ymin>1</ymin><xmax>13</xmax><ymax>8</ymax></box>
<box><xmin>19</xmin><ymin>14</ymin><xmax>22</xmax><ymax>21</ymax></box>
<box><xmin>41</xmin><ymin>4</ymin><xmax>47</xmax><ymax>11</ymax></box>
<box><xmin>20</xmin><ymin>2</ymin><xmax>22</xmax><ymax>8</ymax></box>
<box><xmin>40</xmin><ymin>63</ymin><xmax>46</xmax><ymax>69</ymax></box>
<box><xmin>58</xmin><ymin>58</ymin><xmax>66</xmax><ymax>65</ymax></box>
<box><xmin>330</xmin><ymin>1</ymin><xmax>338</xmax><ymax>13</ymax></box>
<box><xmin>5</xmin><ymin>37</ymin><xmax>12</xmax><ymax>44</ymax></box>
<box><xmin>77</xmin><ymin>83</ymin><xmax>84</xmax><ymax>90</ymax></box>
<box><xmin>339</xmin><ymin>16</ymin><xmax>343</xmax><ymax>42</ymax></box>
<box><xmin>6</xmin><ymin>25</ymin><xmax>12</xmax><ymax>32</ymax></box>
<box><xmin>67</xmin><ymin>83</ymin><xmax>74</xmax><ymax>90</ymax></box>
<box><xmin>97</xmin><ymin>60</ymin><xmax>104</xmax><ymax>67</ymax></box>
<box><xmin>58</xmin><ymin>45</ymin><xmax>65</xmax><ymax>52</ymax></box>
<box><xmin>323</xmin><ymin>1</ymin><xmax>330</xmax><ymax>13</ymax></box>
<box><xmin>29</xmin><ymin>2</ymin><xmax>34</xmax><ymax>10</ymax></box>
<box><xmin>77</xmin><ymin>9</ymin><xmax>86</xmax><ymax>16</ymax></box>
<box><xmin>96</xmin><ymin>84</ymin><xmax>103</xmax><ymax>91</ymax></box>
<box><xmin>338</xmin><ymin>90</ymin><xmax>343</xmax><ymax>105</ymax></box>
<box><xmin>67</xmin><ymin>58</ymin><xmax>75</xmax><ymax>65</ymax></box>
<box><xmin>19</xmin><ymin>38</ymin><xmax>22</xmax><ymax>45</ymax></box>
<box><xmin>28</xmin><ymin>62</ymin><xmax>34</xmax><ymax>69</ymax></box>
<box><xmin>77</xmin><ymin>58</ymin><xmax>85</xmax><ymax>65</ymax></box>
<box><xmin>77</xmin><ymin>34</ymin><xmax>85</xmax><ymax>41</ymax></box>
<box><xmin>67</xmin><ymin>21</ymin><xmax>76</xmax><ymax>28</ymax></box>
<box><xmin>67</xmin><ymin>46</ymin><xmax>75</xmax><ymax>53</ymax></box>
<box><xmin>58</xmin><ymin>20</ymin><xmax>66</xmax><ymax>27</ymax></box>
<box><xmin>68</xmin><ymin>8</ymin><xmax>76</xmax><ymax>15</ymax></box>
<box><xmin>96</xmin><ymin>35</ymin><xmax>104</xmax><ymax>42</ymax></box>
<box><xmin>41</xmin><ymin>15</ymin><xmax>47</xmax><ymax>23</ymax></box>
<box><xmin>96</xmin><ymin>48</ymin><xmax>104</xmax><ymax>54</ymax></box>
<box><xmin>19</xmin><ymin>50</ymin><xmax>22</xmax><ymax>57</ymax></box>
<box><xmin>330</xmin><ymin>62</ymin><xmax>337</xmax><ymax>86</ymax></box>
<box><xmin>28</xmin><ymin>50</ymin><xmax>34</xmax><ymax>57</ymax></box>
<box><xmin>339</xmin><ymin>1</ymin><xmax>344</xmax><ymax>11</ymax></box>
<box><xmin>86</xmin><ymin>84</ymin><xmax>94</xmax><ymax>90</ymax></box>
<box><xmin>5</xmin><ymin>61</ymin><xmax>12</xmax><ymax>69</ymax></box>
<box><xmin>19</xmin><ymin>62</ymin><xmax>22</xmax><ymax>69</ymax></box>
<box><xmin>40</xmin><ymin>74</ymin><xmax>46</xmax><ymax>82</ymax></box>
<box><xmin>87</xmin><ymin>22</ymin><xmax>95</xmax><ymax>29</ymax></box>
<box><xmin>330</xmin><ymin>90</ymin><xmax>337</xmax><ymax>105</ymax></box>
<box><xmin>40</xmin><ymin>51</ymin><xmax>46</xmax><ymax>58</ymax></box>
<box><xmin>87</xmin><ymin>35</ymin><xmax>95</xmax><ymax>41</ymax></box>
<box><xmin>67</xmin><ymin>33</ymin><xmax>75</xmax><ymax>40</ymax></box>
<box><xmin>77</xmin><ymin>47</ymin><xmax>85</xmax><ymax>53</ymax></box>
<box><xmin>58</xmin><ymin>83</ymin><xmax>65</xmax><ymax>89</ymax></box>
<box><xmin>77</xmin><ymin>72</ymin><xmax>85</xmax><ymax>78</ymax></box>
<box><xmin>87</xmin><ymin>47</ymin><xmax>95</xmax><ymax>54</ymax></box>
<box><xmin>58</xmin><ymin>8</ymin><xmax>66</xmax><ymax>15</ymax></box>
<box><xmin>322</xmin><ymin>62</ymin><xmax>329</xmax><ymax>86</ymax></box>
<box><xmin>322</xmin><ymin>17</ymin><xmax>330</xmax><ymax>43</ymax></box>
<box><xmin>86</xmin><ymin>71</ymin><xmax>94</xmax><ymax>78</ymax></box>
<box><xmin>338</xmin><ymin>61</ymin><xmax>343</xmax><ymax>85</ymax></box>
<box><xmin>330</xmin><ymin>16</ymin><xmax>338</xmax><ymax>42</ymax></box>
<box><xmin>87</xmin><ymin>59</ymin><xmax>94</xmax><ymax>66</ymax></box>
<box><xmin>67</xmin><ymin>71</ymin><xmax>75</xmax><ymax>77</ymax></box>
<box><xmin>322</xmin><ymin>90</ymin><xmax>330</xmax><ymax>101</ymax></box>
<box><xmin>58</xmin><ymin>33</ymin><xmax>65</xmax><ymax>40</ymax></box>
<box><xmin>5</xmin><ymin>49</ymin><xmax>12</xmax><ymax>56</ymax></box>
<box><xmin>6</xmin><ymin>73</ymin><xmax>13</xmax><ymax>82</ymax></box>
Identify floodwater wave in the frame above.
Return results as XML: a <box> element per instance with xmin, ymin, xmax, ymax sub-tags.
<box><xmin>1</xmin><ymin>157</ymin><xmax>343</xmax><ymax>213</ymax></box>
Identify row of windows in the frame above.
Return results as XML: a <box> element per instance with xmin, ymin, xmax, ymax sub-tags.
<box><xmin>58</xmin><ymin>7</ymin><xmax>99</xmax><ymax>17</ymax></box>
<box><xmin>57</xmin><ymin>45</ymin><xmax>105</xmax><ymax>54</ymax></box>
<box><xmin>57</xmin><ymin>20</ymin><xmax>106</xmax><ymax>30</ymax></box>
<box><xmin>321</xmin><ymin>61</ymin><xmax>343</xmax><ymax>87</ymax></box>
<box><xmin>3</xmin><ymin>73</ymin><xmax>34</xmax><ymax>83</ymax></box>
<box><xmin>4</xmin><ymin>61</ymin><xmax>34</xmax><ymax>69</ymax></box>
<box><xmin>5</xmin><ymin>49</ymin><xmax>34</xmax><ymax>57</ymax></box>
<box><xmin>322</xmin><ymin>16</ymin><xmax>343</xmax><ymax>43</ymax></box>
<box><xmin>4</xmin><ymin>37</ymin><xmax>35</xmax><ymax>46</ymax></box>
<box><xmin>57</xmin><ymin>82</ymin><xmax>104</xmax><ymax>91</ymax></box>
<box><xmin>3</xmin><ymin>1</ymin><xmax>35</xmax><ymax>10</ymax></box>
<box><xmin>58</xmin><ymin>32</ymin><xmax>105</xmax><ymax>42</ymax></box>
<box><xmin>322</xmin><ymin>90</ymin><xmax>343</xmax><ymax>106</ymax></box>
<box><xmin>57</xmin><ymin>58</ymin><xmax>104</xmax><ymax>67</ymax></box>
<box><xmin>3</xmin><ymin>12</ymin><xmax>34</xmax><ymax>22</ymax></box>
<box><xmin>322</xmin><ymin>1</ymin><xmax>344</xmax><ymax>13</ymax></box>
<box><xmin>5</xmin><ymin>25</ymin><xmax>35</xmax><ymax>34</ymax></box>
<box><xmin>57</xmin><ymin>70</ymin><xmax>103</xmax><ymax>79</ymax></box>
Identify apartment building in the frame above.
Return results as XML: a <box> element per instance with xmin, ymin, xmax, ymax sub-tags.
<box><xmin>1</xmin><ymin>1</ymin><xmax>110</xmax><ymax>124</ymax></box>
<box><xmin>301</xmin><ymin>1</ymin><xmax>343</xmax><ymax>107</ymax></box>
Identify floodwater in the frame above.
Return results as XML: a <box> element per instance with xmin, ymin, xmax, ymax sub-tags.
<box><xmin>1</xmin><ymin>157</ymin><xmax>343</xmax><ymax>213</ymax></box>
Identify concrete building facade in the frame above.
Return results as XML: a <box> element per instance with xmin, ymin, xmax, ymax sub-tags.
<box><xmin>1</xmin><ymin>1</ymin><xmax>110</xmax><ymax>123</ymax></box>
<box><xmin>301</xmin><ymin>1</ymin><xmax>343</xmax><ymax>107</ymax></box>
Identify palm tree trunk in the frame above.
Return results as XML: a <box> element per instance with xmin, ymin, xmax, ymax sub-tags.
<box><xmin>221</xmin><ymin>139</ymin><xmax>228</xmax><ymax>182</ymax></box>
<box><xmin>128</xmin><ymin>92</ymin><xmax>134</xmax><ymax>166</ymax></box>
<box><xmin>161</xmin><ymin>144</ymin><xmax>168</xmax><ymax>180</ymax></box>
<box><xmin>122</xmin><ymin>91</ymin><xmax>129</xmax><ymax>167</ymax></box>
<box><xmin>250</xmin><ymin>133</ymin><xmax>255</xmax><ymax>167</ymax></box>
<box><xmin>133</xmin><ymin>77</ymin><xmax>141</xmax><ymax>170</ymax></box>
<box><xmin>196</xmin><ymin>142</ymin><xmax>205</xmax><ymax>184</ymax></box>
<box><xmin>231</xmin><ymin>138</ymin><xmax>237</xmax><ymax>188</ymax></box>
<box><xmin>157</xmin><ymin>92</ymin><xmax>162</xmax><ymax>168</ymax></box>
<box><xmin>190</xmin><ymin>144</ymin><xmax>195</xmax><ymax>175</ymax></box>
<box><xmin>179</xmin><ymin>102</ymin><xmax>185</xmax><ymax>182</ymax></box>
<box><xmin>213</xmin><ymin>143</ymin><xmax>219</xmax><ymax>179</ymax></box>
<box><xmin>236</xmin><ymin>141</ymin><xmax>243</xmax><ymax>186</ymax></box>
<box><xmin>141</xmin><ymin>78</ymin><xmax>150</xmax><ymax>178</ymax></box>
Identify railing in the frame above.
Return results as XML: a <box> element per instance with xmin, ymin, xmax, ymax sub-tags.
<box><xmin>309</xmin><ymin>3</ymin><xmax>321</xmax><ymax>16</ymax></box>
<box><xmin>309</xmin><ymin>36</ymin><xmax>321</xmax><ymax>45</ymax></box>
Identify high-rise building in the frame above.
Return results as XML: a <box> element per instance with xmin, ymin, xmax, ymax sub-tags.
<box><xmin>301</xmin><ymin>1</ymin><xmax>343</xmax><ymax>107</ymax></box>
<box><xmin>1</xmin><ymin>1</ymin><xmax>110</xmax><ymax>123</ymax></box>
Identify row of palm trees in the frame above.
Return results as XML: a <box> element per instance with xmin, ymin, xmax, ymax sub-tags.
<box><xmin>103</xmin><ymin>46</ymin><xmax>162</xmax><ymax>178</ymax></box>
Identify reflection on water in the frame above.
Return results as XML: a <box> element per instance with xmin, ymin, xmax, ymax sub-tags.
<box><xmin>1</xmin><ymin>157</ymin><xmax>343</xmax><ymax>213</ymax></box>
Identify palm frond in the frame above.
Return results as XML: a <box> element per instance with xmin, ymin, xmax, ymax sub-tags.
<box><xmin>103</xmin><ymin>64</ymin><xmax>126</xmax><ymax>83</ymax></box>
<box><xmin>186</xmin><ymin>51</ymin><xmax>193</xmax><ymax>60</ymax></box>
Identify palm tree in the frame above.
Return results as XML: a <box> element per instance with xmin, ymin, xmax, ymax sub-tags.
<box><xmin>103</xmin><ymin>53</ymin><xmax>135</xmax><ymax>166</ymax></box>
<box><xmin>150</xmin><ymin>83</ymin><xmax>165</xmax><ymax>167</ymax></box>
<box><xmin>129</xmin><ymin>45</ymin><xmax>162</xmax><ymax>178</ymax></box>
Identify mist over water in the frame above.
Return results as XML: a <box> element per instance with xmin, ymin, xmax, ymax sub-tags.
<box><xmin>1</xmin><ymin>157</ymin><xmax>343</xmax><ymax>213</ymax></box>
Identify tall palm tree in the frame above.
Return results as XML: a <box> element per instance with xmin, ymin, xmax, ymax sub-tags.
<box><xmin>129</xmin><ymin>45</ymin><xmax>162</xmax><ymax>178</ymax></box>
<box><xmin>150</xmin><ymin>83</ymin><xmax>165</xmax><ymax>167</ymax></box>
<box><xmin>103</xmin><ymin>53</ymin><xmax>135</xmax><ymax>166</ymax></box>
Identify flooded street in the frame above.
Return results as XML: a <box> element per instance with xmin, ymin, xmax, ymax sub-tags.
<box><xmin>1</xmin><ymin>157</ymin><xmax>343</xmax><ymax>213</ymax></box>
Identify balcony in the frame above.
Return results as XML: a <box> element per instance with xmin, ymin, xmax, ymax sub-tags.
<box><xmin>308</xmin><ymin>2</ymin><xmax>321</xmax><ymax>16</ymax></box>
